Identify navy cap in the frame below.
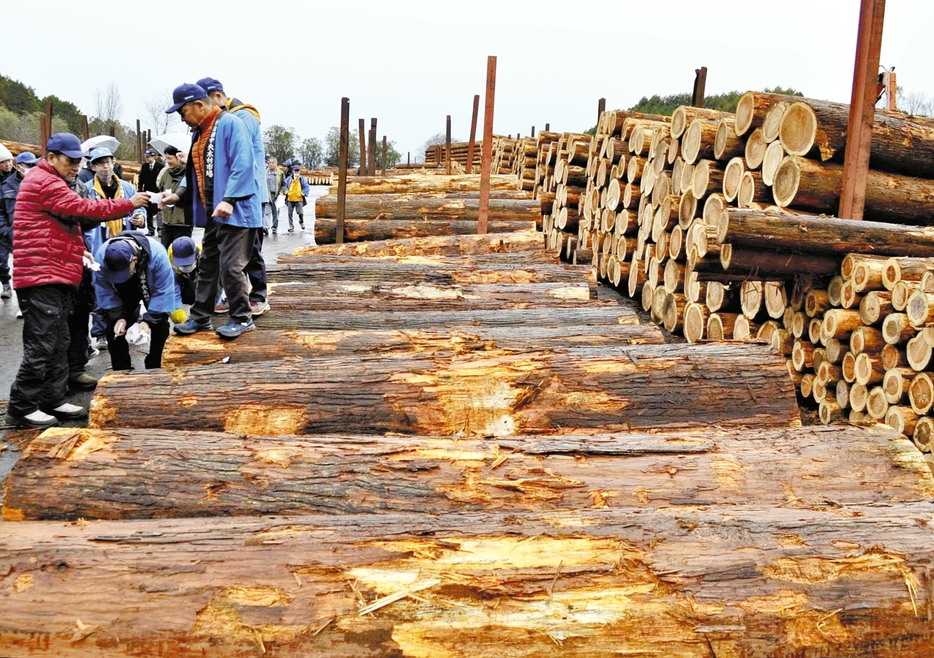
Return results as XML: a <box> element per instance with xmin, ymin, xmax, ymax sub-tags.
<box><xmin>170</xmin><ymin>237</ymin><xmax>198</xmax><ymax>272</ymax></box>
<box><xmin>144</xmin><ymin>148</ymin><xmax>157</xmax><ymax>157</ymax></box>
<box><xmin>15</xmin><ymin>152</ymin><xmax>38</xmax><ymax>165</ymax></box>
<box><xmin>166</xmin><ymin>83</ymin><xmax>208</xmax><ymax>114</ymax></box>
<box><xmin>102</xmin><ymin>240</ymin><xmax>137</xmax><ymax>284</ymax></box>
<box><xmin>45</xmin><ymin>133</ymin><xmax>85</xmax><ymax>159</ymax></box>
<box><xmin>196</xmin><ymin>77</ymin><xmax>224</xmax><ymax>94</ymax></box>
<box><xmin>292</xmin><ymin>164</ymin><xmax>301</xmax><ymax>171</ymax></box>
<box><xmin>88</xmin><ymin>147</ymin><xmax>115</xmax><ymax>163</ymax></box>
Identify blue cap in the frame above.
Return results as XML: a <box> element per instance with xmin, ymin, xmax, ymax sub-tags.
<box><xmin>292</xmin><ymin>164</ymin><xmax>301</xmax><ymax>171</ymax></box>
<box><xmin>89</xmin><ymin>147</ymin><xmax>115</xmax><ymax>163</ymax></box>
<box><xmin>102</xmin><ymin>240</ymin><xmax>137</xmax><ymax>284</ymax></box>
<box><xmin>170</xmin><ymin>237</ymin><xmax>198</xmax><ymax>272</ymax></box>
<box><xmin>144</xmin><ymin>148</ymin><xmax>157</xmax><ymax>157</ymax></box>
<box><xmin>196</xmin><ymin>77</ymin><xmax>223</xmax><ymax>94</ymax></box>
<box><xmin>45</xmin><ymin>133</ymin><xmax>84</xmax><ymax>159</ymax></box>
<box><xmin>166</xmin><ymin>83</ymin><xmax>208</xmax><ymax>114</ymax></box>
<box><xmin>15</xmin><ymin>152</ymin><xmax>38</xmax><ymax>165</ymax></box>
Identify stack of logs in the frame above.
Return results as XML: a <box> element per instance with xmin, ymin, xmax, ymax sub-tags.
<box><xmin>540</xmin><ymin>91</ymin><xmax>934</xmax><ymax>461</ymax></box>
<box><xmin>4</xmin><ymin>226</ymin><xmax>934</xmax><ymax>654</ymax></box>
<box><xmin>424</xmin><ymin>136</ymin><xmax>519</xmax><ymax>174</ymax></box>
<box><xmin>313</xmin><ymin>172</ymin><xmax>541</xmax><ymax>243</ymax></box>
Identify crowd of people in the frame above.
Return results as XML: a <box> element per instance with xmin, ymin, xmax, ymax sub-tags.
<box><xmin>0</xmin><ymin>79</ymin><xmax>308</xmax><ymax>429</ymax></box>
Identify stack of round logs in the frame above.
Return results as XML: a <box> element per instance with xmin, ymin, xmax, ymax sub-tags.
<box><xmin>538</xmin><ymin>92</ymin><xmax>934</xmax><ymax>459</ymax></box>
<box><xmin>424</xmin><ymin>136</ymin><xmax>519</xmax><ymax>175</ymax></box>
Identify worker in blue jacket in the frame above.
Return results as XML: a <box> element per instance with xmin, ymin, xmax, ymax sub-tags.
<box><xmin>93</xmin><ymin>231</ymin><xmax>181</xmax><ymax>370</ymax></box>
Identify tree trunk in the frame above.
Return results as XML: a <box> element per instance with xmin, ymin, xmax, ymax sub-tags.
<box><xmin>90</xmin><ymin>343</ymin><xmax>801</xmax><ymax>436</ymax></box>
<box><xmin>343</xmin><ymin>173</ymin><xmax>518</xmax><ymax>194</ymax></box>
<box><xmin>313</xmin><ymin>219</ymin><xmax>537</xmax><ymax>243</ymax></box>
<box><xmin>718</xmin><ymin>208</ymin><xmax>934</xmax><ymax>257</ymax></box>
<box><xmin>4</xmin><ymin>424</ymin><xmax>928</xmax><ymax>522</ymax></box>
<box><xmin>1</xmin><ymin>502</ymin><xmax>934</xmax><ymax>657</ymax></box>
<box><xmin>772</xmin><ymin>155</ymin><xmax>934</xmax><ymax>224</ymax></box>
<box><xmin>162</xmin><ymin>325</ymin><xmax>667</xmax><ymax>369</ymax></box>
<box><xmin>315</xmin><ymin>194</ymin><xmax>539</xmax><ymax>222</ymax></box>
<box><xmin>719</xmin><ymin>244</ymin><xmax>840</xmax><ymax>278</ymax></box>
<box><xmin>291</xmin><ymin>230</ymin><xmax>544</xmax><ymax>258</ymax></box>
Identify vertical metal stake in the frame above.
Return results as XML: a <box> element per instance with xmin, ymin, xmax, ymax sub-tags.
<box><xmin>336</xmin><ymin>97</ymin><xmax>350</xmax><ymax>244</ymax></box>
<box><xmin>467</xmin><ymin>94</ymin><xmax>480</xmax><ymax>174</ymax></box>
<box><xmin>478</xmin><ymin>56</ymin><xmax>497</xmax><ymax>235</ymax></box>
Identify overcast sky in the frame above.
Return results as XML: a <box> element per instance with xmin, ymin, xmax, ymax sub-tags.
<box><xmin>5</xmin><ymin>0</ymin><xmax>933</xmax><ymax>160</ymax></box>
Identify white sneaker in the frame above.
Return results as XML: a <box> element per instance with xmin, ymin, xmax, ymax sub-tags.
<box><xmin>25</xmin><ymin>410</ymin><xmax>57</xmax><ymax>424</ymax></box>
<box><xmin>50</xmin><ymin>403</ymin><xmax>88</xmax><ymax>420</ymax></box>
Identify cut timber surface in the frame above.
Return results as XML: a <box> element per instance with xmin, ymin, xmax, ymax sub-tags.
<box><xmin>162</xmin><ymin>325</ymin><xmax>666</xmax><ymax>369</ymax></box>
<box><xmin>313</xmin><ymin>219</ymin><xmax>536</xmax><ymax>243</ymax></box>
<box><xmin>314</xmin><ymin>194</ymin><xmax>539</xmax><ymax>222</ymax></box>
<box><xmin>4</xmin><ymin>425</ymin><xmax>930</xmax><ymax>521</ymax></box>
<box><xmin>89</xmin><ymin>343</ymin><xmax>801</xmax><ymax>436</ymax></box>
<box><xmin>342</xmin><ymin>173</ymin><xmax>518</xmax><ymax>194</ymax></box>
<box><xmin>2</xmin><ymin>503</ymin><xmax>934</xmax><ymax>657</ymax></box>
<box><xmin>292</xmin><ymin>230</ymin><xmax>543</xmax><ymax>257</ymax></box>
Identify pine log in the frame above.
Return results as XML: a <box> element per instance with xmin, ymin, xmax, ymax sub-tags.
<box><xmin>343</xmin><ymin>173</ymin><xmax>518</xmax><ymax>194</ymax></box>
<box><xmin>9</xmin><ymin>424</ymin><xmax>927</xmax><ymax>522</ymax></box>
<box><xmin>90</xmin><ymin>343</ymin><xmax>801</xmax><ymax>436</ymax></box>
<box><xmin>719</xmin><ymin>245</ymin><xmax>839</xmax><ymax>278</ymax></box>
<box><xmin>713</xmin><ymin>119</ymin><xmax>744</xmax><ymax>161</ymax></box>
<box><xmin>291</xmin><ymin>230</ymin><xmax>543</xmax><ymax>257</ymax></box>
<box><xmin>313</xmin><ymin>219</ymin><xmax>536</xmax><ymax>243</ymax></box>
<box><xmin>771</xmin><ymin>156</ymin><xmax>934</xmax><ymax>224</ymax></box>
<box><xmin>718</xmin><ymin>208</ymin><xmax>934</xmax><ymax>257</ymax></box>
<box><xmin>3</xmin><ymin>497</ymin><xmax>934</xmax><ymax>657</ymax></box>
<box><xmin>314</xmin><ymin>194</ymin><xmax>538</xmax><ymax>222</ymax></box>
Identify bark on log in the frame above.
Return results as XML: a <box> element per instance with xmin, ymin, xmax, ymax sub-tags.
<box><xmin>2</xmin><ymin>501</ymin><xmax>934</xmax><ymax>657</ymax></box>
<box><xmin>90</xmin><ymin>343</ymin><xmax>801</xmax><ymax>436</ymax></box>
<box><xmin>718</xmin><ymin>208</ymin><xmax>934</xmax><ymax>257</ymax></box>
<box><xmin>315</xmin><ymin>194</ymin><xmax>539</xmax><ymax>222</ymax></box>
<box><xmin>771</xmin><ymin>155</ymin><xmax>934</xmax><ymax>224</ymax></box>
<box><xmin>343</xmin><ymin>173</ymin><xmax>518</xmax><ymax>194</ymax></box>
<box><xmin>313</xmin><ymin>219</ymin><xmax>536</xmax><ymax>244</ymax></box>
<box><xmin>5</xmin><ymin>423</ymin><xmax>930</xmax><ymax>523</ymax></box>
<box><xmin>291</xmin><ymin>230</ymin><xmax>543</xmax><ymax>258</ymax></box>
<box><xmin>719</xmin><ymin>245</ymin><xmax>840</xmax><ymax>278</ymax></box>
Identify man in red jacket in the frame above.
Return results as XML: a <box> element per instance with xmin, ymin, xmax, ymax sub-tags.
<box><xmin>7</xmin><ymin>133</ymin><xmax>148</xmax><ymax>428</ymax></box>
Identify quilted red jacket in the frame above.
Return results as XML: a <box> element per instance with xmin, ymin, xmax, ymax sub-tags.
<box><xmin>13</xmin><ymin>159</ymin><xmax>135</xmax><ymax>289</ymax></box>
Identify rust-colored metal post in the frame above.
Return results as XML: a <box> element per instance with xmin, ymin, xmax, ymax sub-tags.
<box><xmin>336</xmin><ymin>97</ymin><xmax>350</xmax><ymax>244</ymax></box>
<box><xmin>545</xmin><ymin>123</ymin><xmax>550</xmax><ymax>131</ymax></box>
<box><xmin>692</xmin><ymin>67</ymin><xmax>708</xmax><ymax>107</ymax></box>
<box><xmin>597</xmin><ymin>98</ymin><xmax>605</xmax><ymax>127</ymax></box>
<box><xmin>445</xmin><ymin>115</ymin><xmax>452</xmax><ymax>174</ymax></box>
<box><xmin>531</xmin><ymin>126</ymin><xmax>535</xmax><ymax>137</ymax></box>
<box><xmin>466</xmin><ymin>94</ymin><xmax>480</xmax><ymax>174</ymax></box>
<box><xmin>82</xmin><ymin>115</ymin><xmax>89</xmax><ymax>141</ymax></box>
<box><xmin>357</xmin><ymin>118</ymin><xmax>366</xmax><ymax>175</ymax></box>
<box><xmin>381</xmin><ymin>135</ymin><xmax>387</xmax><ymax>175</ymax></box>
<box><xmin>478</xmin><ymin>56</ymin><xmax>497</xmax><ymax>235</ymax></box>
<box><xmin>839</xmin><ymin>0</ymin><xmax>886</xmax><ymax>220</ymax></box>
<box><xmin>136</xmin><ymin>119</ymin><xmax>143</xmax><ymax>164</ymax></box>
<box><xmin>367</xmin><ymin>118</ymin><xmax>377</xmax><ymax>176</ymax></box>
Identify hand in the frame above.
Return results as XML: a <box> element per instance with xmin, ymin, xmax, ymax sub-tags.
<box><xmin>130</xmin><ymin>192</ymin><xmax>150</xmax><ymax>208</ymax></box>
<box><xmin>160</xmin><ymin>192</ymin><xmax>180</xmax><ymax>209</ymax></box>
<box><xmin>114</xmin><ymin>319</ymin><xmax>127</xmax><ymax>337</ymax></box>
<box><xmin>129</xmin><ymin>213</ymin><xmax>146</xmax><ymax>227</ymax></box>
<box><xmin>138</xmin><ymin>321</ymin><xmax>151</xmax><ymax>338</ymax></box>
<box><xmin>83</xmin><ymin>251</ymin><xmax>95</xmax><ymax>264</ymax></box>
<box><xmin>213</xmin><ymin>201</ymin><xmax>234</xmax><ymax>219</ymax></box>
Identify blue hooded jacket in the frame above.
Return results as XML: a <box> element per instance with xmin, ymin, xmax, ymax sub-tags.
<box><xmin>187</xmin><ymin>110</ymin><xmax>262</xmax><ymax>229</ymax></box>
<box><xmin>93</xmin><ymin>232</ymin><xmax>182</xmax><ymax>324</ymax></box>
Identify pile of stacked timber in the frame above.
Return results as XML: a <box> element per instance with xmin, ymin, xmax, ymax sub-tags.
<box><xmin>511</xmin><ymin>136</ymin><xmax>538</xmax><ymax>191</ymax></box>
<box><xmin>539</xmin><ymin>93</ymin><xmax>934</xmax><ymax>453</ymax></box>
<box><xmin>424</xmin><ymin>136</ymin><xmax>519</xmax><ymax>174</ymax></box>
<box><xmin>5</xmin><ymin>225</ymin><xmax>933</xmax><ymax>654</ymax></box>
<box><xmin>314</xmin><ymin>172</ymin><xmax>540</xmax><ymax>243</ymax></box>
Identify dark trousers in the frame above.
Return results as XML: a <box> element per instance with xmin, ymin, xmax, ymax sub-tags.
<box><xmin>9</xmin><ymin>285</ymin><xmax>73</xmax><ymax>416</ymax></box>
<box><xmin>264</xmin><ymin>201</ymin><xmax>279</xmax><ymax>231</ymax></box>
<box><xmin>0</xmin><ymin>241</ymin><xmax>10</xmax><ymax>284</ymax></box>
<box><xmin>161</xmin><ymin>224</ymin><xmax>193</xmax><ymax>250</ymax></box>
<box><xmin>67</xmin><ymin>270</ymin><xmax>94</xmax><ymax>375</ymax></box>
<box><xmin>190</xmin><ymin>219</ymin><xmax>254</xmax><ymax>324</ymax></box>
<box><xmin>286</xmin><ymin>201</ymin><xmax>303</xmax><ymax>228</ymax></box>
<box><xmin>106</xmin><ymin>317</ymin><xmax>170</xmax><ymax>370</ymax></box>
<box><xmin>245</xmin><ymin>228</ymin><xmax>267</xmax><ymax>304</ymax></box>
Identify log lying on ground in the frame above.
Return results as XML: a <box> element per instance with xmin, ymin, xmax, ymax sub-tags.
<box><xmin>314</xmin><ymin>219</ymin><xmax>537</xmax><ymax>243</ymax></box>
<box><xmin>255</xmin><ymin>305</ymin><xmax>641</xmax><ymax>331</ymax></box>
<box><xmin>162</xmin><ymin>325</ymin><xmax>667</xmax><ymax>369</ymax></box>
<box><xmin>315</xmin><ymin>194</ymin><xmax>540</xmax><ymax>222</ymax></box>
<box><xmin>5</xmin><ymin>425</ymin><xmax>929</xmax><ymax>521</ymax></box>
<box><xmin>90</xmin><ymin>343</ymin><xmax>800</xmax><ymax>436</ymax></box>
<box><xmin>263</xmin><ymin>281</ymin><xmax>597</xmax><ymax>311</ymax></box>
<box><xmin>718</xmin><ymin>208</ymin><xmax>934</xmax><ymax>257</ymax></box>
<box><xmin>292</xmin><ymin>230</ymin><xmax>543</xmax><ymax>257</ymax></box>
<box><xmin>2</xmin><ymin>504</ymin><xmax>934</xmax><ymax>657</ymax></box>
<box><xmin>342</xmin><ymin>173</ymin><xmax>518</xmax><ymax>194</ymax></box>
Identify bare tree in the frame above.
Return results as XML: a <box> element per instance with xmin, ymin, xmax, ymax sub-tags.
<box><xmin>896</xmin><ymin>88</ymin><xmax>934</xmax><ymax>118</ymax></box>
<box><xmin>94</xmin><ymin>82</ymin><xmax>124</xmax><ymax>132</ymax></box>
<box><xmin>141</xmin><ymin>89</ymin><xmax>181</xmax><ymax>134</ymax></box>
